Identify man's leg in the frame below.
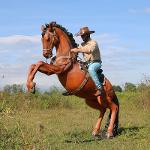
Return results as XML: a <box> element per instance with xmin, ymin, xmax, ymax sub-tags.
<box><xmin>88</xmin><ymin>62</ymin><xmax>103</xmax><ymax>96</ymax></box>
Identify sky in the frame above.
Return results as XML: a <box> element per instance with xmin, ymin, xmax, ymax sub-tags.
<box><xmin>0</xmin><ymin>0</ymin><xmax>150</xmax><ymax>90</ymax></box>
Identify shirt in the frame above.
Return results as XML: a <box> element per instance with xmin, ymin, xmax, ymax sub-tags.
<box><xmin>79</xmin><ymin>39</ymin><xmax>101</xmax><ymax>62</ymax></box>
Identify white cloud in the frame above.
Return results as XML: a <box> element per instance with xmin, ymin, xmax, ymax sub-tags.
<box><xmin>128</xmin><ymin>8</ymin><xmax>137</xmax><ymax>14</ymax></box>
<box><xmin>0</xmin><ymin>35</ymin><xmax>40</xmax><ymax>44</ymax></box>
<box><xmin>144</xmin><ymin>7</ymin><xmax>150</xmax><ymax>13</ymax></box>
<box><xmin>0</xmin><ymin>34</ymin><xmax>61</xmax><ymax>90</ymax></box>
<box><xmin>94</xmin><ymin>33</ymin><xmax>119</xmax><ymax>45</ymax></box>
<box><xmin>129</xmin><ymin>7</ymin><xmax>150</xmax><ymax>14</ymax></box>
<box><xmin>0</xmin><ymin>33</ymin><xmax>149</xmax><ymax>90</ymax></box>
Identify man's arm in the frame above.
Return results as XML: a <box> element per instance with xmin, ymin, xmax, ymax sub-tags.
<box><xmin>71</xmin><ymin>41</ymin><xmax>96</xmax><ymax>54</ymax></box>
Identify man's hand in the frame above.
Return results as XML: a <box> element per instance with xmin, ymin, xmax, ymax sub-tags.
<box><xmin>71</xmin><ymin>48</ymin><xmax>79</xmax><ymax>53</ymax></box>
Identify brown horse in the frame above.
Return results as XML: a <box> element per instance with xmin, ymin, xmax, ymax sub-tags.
<box><xmin>26</xmin><ymin>22</ymin><xmax>119</xmax><ymax>138</ymax></box>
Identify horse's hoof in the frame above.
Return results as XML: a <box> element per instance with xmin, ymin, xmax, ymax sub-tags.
<box><xmin>106</xmin><ymin>132</ymin><xmax>114</xmax><ymax>139</ymax></box>
<box><xmin>29</xmin><ymin>82</ymin><xmax>36</xmax><ymax>94</ymax></box>
<box><xmin>92</xmin><ymin>134</ymin><xmax>100</xmax><ymax>140</ymax></box>
<box><xmin>92</xmin><ymin>129</ymin><xmax>101</xmax><ymax>139</ymax></box>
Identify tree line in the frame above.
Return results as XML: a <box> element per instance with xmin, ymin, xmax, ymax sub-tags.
<box><xmin>1</xmin><ymin>81</ymin><xmax>149</xmax><ymax>94</ymax></box>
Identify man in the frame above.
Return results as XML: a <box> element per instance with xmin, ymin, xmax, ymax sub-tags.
<box><xmin>71</xmin><ymin>27</ymin><xmax>103</xmax><ymax>97</ymax></box>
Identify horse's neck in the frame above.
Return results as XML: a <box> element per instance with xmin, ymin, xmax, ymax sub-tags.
<box><xmin>54</xmin><ymin>28</ymin><xmax>77</xmax><ymax>71</ymax></box>
<box><xmin>55</xmin><ymin>28</ymin><xmax>72</xmax><ymax>57</ymax></box>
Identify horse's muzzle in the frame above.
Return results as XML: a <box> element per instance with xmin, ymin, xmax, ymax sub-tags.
<box><xmin>43</xmin><ymin>49</ymin><xmax>52</xmax><ymax>58</ymax></box>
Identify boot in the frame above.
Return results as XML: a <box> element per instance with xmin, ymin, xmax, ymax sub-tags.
<box><xmin>94</xmin><ymin>88</ymin><xmax>104</xmax><ymax>97</ymax></box>
<box><xmin>95</xmin><ymin>90</ymin><xmax>102</xmax><ymax>96</ymax></box>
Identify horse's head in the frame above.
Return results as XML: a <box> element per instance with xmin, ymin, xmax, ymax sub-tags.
<box><xmin>41</xmin><ymin>22</ymin><xmax>59</xmax><ymax>59</ymax></box>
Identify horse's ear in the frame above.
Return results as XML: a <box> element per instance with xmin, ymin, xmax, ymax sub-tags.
<box><xmin>49</xmin><ymin>21</ymin><xmax>56</xmax><ymax>31</ymax></box>
<box><xmin>51</xmin><ymin>21</ymin><xmax>56</xmax><ymax>26</ymax></box>
<box><xmin>41</xmin><ymin>25</ymin><xmax>45</xmax><ymax>32</ymax></box>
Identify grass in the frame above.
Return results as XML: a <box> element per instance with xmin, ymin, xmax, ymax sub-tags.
<box><xmin>0</xmin><ymin>91</ymin><xmax>150</xmax><ymax>150</ymax></box>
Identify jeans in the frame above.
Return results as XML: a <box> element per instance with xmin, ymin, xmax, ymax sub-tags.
<box><xmin>88</xmin><ymin>61</ymin><xmax>102</xmax><ymax>90</ymax></box>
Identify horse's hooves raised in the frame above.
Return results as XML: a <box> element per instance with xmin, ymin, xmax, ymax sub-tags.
<box><xmin>30</xmin><ymin>82</ymin><xmax>36</xmax><ymax>94</ymax></box>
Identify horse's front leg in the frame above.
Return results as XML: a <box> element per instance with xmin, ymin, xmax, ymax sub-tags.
<box><xmin>26</xmin><ymin>61</ymin><xmax>62</xmax><ymax>92</ymax></box>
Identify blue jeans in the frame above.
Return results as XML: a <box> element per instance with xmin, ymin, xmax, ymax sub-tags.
<box><xmin>88</xmin><ymin>61</ymin><xmax>102</xmax><ymax>90</ymax></box>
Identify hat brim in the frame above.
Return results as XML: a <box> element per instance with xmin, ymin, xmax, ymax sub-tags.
<box><xmin>75</xmin><ymin>31</ymin><xmax>95</xmax><ymax>36</ymax></box>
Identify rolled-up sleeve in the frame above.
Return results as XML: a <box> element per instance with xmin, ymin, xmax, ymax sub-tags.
<box><xmin>79</xmin><ymin>41</ymin><xmax>96</xmax><ymax>54</ymax></box>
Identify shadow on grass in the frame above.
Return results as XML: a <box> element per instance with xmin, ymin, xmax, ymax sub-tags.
<box><xmin>118</xmin><ymin>126</ymin><xmax>145</xmax><ymax>136</ymax></box>
<box><xmin>64</xmin><ymin>130</ymin><xmax>109</xmax><ymax>144</ymax></box>
<box><xmin>64</xmin><ymin>126</ymin><xmax>145</xmax><ymax>143</ymax></box>
<box><xmin>65</xmin><ymin>138</ymin><xmax>95</xmax><ymax>143</ymax></box>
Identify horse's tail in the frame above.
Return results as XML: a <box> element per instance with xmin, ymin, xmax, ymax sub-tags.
<box><xmin>105</xmin><ymin>93</ymin><xmax>119</xmax><ymax>136</ymax></box>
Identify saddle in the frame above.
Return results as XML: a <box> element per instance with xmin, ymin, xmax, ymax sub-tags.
<box><xmin>62</xmin><ymin>60</ymin><xmax>105</xmax><ymax>96</ymax></box>
<box><xmin>79</xmin><ymin>60</ymin><xmax>104</xmax><ymax>84</ymax></box>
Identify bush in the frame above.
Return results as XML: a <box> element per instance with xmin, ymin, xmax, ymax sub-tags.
<box><xmin>0</xmin><ymin>91</ymin><xmax>73</xmax><ymax>113</ymax></box>
<box><xmin>137</xmin><ymin>77</ymin><xmax>150</xmax><ymax>109</ymax></box>
<box><xmin>113</xmin><ymin>85</ymin><xmax>122</xmax><ymax>92</ymax></box>
<box><xmin>124</xmin><ymin>82</ymin><xmax>136</xmax><ymax>92</ymax></box>
<box><xmin>3</xmin><ymin>84</ymin><xmax>25</xmax><ymax>93</ymax></box>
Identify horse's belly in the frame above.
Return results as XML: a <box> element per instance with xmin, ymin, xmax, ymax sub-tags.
<box><xmin>58</xmin><ymin>63</ymin><xmax>87</xmax><ymax>90</ymax></box>
<box><xmin>58</xmin><ymin>63</ymin><xmax>97</xmax><ymax>98</ymax></box>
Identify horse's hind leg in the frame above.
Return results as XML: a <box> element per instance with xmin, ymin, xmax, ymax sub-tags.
<box><xmin>106</xmin><ymin>98</ymin><xmax>119</xmax><ymax>138</ymax></box>
<box><xmin>85</xmin><ymin>99</ymin><xmax>106</xmax><ymax>136</ymax></box>
<box><xmin>105</xmin><ymin>95</ymin><xmax>119</xmax><ymax>136</ymax></box>
<box><xmin>92</xmin><ymin>108</ymin><xmax>106</xmax><ymax>136</ymax></box>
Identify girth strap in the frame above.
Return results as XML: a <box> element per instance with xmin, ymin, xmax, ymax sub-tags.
<box><xmin>68</xmin><ymin>72</ymin><xmax>90</xmax><ymax>95</ymax></box>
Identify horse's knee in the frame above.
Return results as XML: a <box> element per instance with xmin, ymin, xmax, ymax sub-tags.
<box><xmin>30</xmin><ymin>64</ymin><xmax>36</xmax><ymax>70</ymax></box>
<box><xmin>37</xmin><ymin>61</ymin><xmax>44</xmax><ymax>66</ymax></box>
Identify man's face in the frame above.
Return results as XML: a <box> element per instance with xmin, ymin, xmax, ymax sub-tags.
<box><xmin>81</xmin><ymin>34</ymin><xmax>90</xmax><ymax>42</ymax></box>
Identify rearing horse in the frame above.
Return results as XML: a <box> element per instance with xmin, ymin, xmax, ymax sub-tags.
<box><xmin>26</xmin><ymin>22</ymin><xmax>119</xmax><ymax>138</ymax></box>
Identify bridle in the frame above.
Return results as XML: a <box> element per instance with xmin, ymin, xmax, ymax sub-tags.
<box><xmin>43</xmin><ymin>30</ymin><xmax>56</xmax><ymax>58</ymax></box>
<box><xmin>42</xmin><ymin>29</ymin><xmax>74</xmax><ymax>64</ymax></box>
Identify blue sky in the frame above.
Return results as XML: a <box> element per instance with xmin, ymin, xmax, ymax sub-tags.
<box><xmin>0</xmin><ymin>0</ymin><xmax>150</xmax><ymax>90</ymax></box>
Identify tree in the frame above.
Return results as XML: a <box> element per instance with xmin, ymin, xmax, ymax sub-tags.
<box><xmin>137</xmin><ymin>83</ymin><xmax>147</xmax><ymax>91</ymax></box>
<box><xmin>3</xmin><ymin>85</ymin><xmax>11</xmax><ymax>93</ymax></box>
<box><xmin>3</xmin><ymin>84</ymin><xmax>25</xmax><ymax>93</ymax></box>
<box><xmin>113</xmin><ymin>85</ymin><xmax>122</xmax><ymax>92</ymax></box>
<box><xmin>124</xmin><ymin>82</ymin><xmax>136</xmax><ymax>92</ymax></box>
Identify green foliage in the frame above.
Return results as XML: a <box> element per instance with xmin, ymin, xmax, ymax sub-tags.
<box><xmin>0</xmin><ymin>122</ymin><xmax>25</xmax><ymax>149</ymax></box>
<box><xmin>137</xmin><ymin>87</ymin><xmax>150</xmax><ymax>110</ymax></box>
<box><xmin>124</xmin><ymin>82</ymin><xmax>136</xmax><ymax>92</ymax></box>
<box><xmin>0</xmin><ymin>92</ymin><xmax>74</xmax><ymax>113</ymax></box>
<box><xmin>0</xmin><ymin>85</ymin><xmax>150</xmax><ymax>149</ymax></box>
<box><xmin>3</xmin><ymin>84</ymin><xmax>25</xmax><ymax>93</ymax></box>
<box><xmin>137</xmin><ymin>83</ymin><xmax>148</xmax><ymax>91</ymax></box>
<box><xmin>113</xmin><ymin>85</ymin><xmax>122</xmax><ymax>92</ymax></box>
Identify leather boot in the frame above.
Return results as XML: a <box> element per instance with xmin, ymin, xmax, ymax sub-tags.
<box><xmin>94</xmin><ymin>88</ymin><xmax>104</xmax><ymax>97</ymax></box>
<box><xmin>95</xmin><ymin>89</ymin><xmax>102</xmax><ymax>96</ymax></box>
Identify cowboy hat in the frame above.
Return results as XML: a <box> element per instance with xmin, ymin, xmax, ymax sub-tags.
<box><xmin>75</xmin><ymin>27</ymin><xmax>95</xmax><ymax>36</ymax></box>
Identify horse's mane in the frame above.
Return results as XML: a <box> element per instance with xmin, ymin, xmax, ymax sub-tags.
<box><xmin>48</xmin><ymin>22</ymin><xmax>78</xmax><ymax>48</ymax></box>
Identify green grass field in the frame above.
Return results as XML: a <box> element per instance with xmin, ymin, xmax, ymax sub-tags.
<box><xmin>0</xmin><ymin>90</ymin><xmax>150</xmax><ymax>150</ymax></box>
